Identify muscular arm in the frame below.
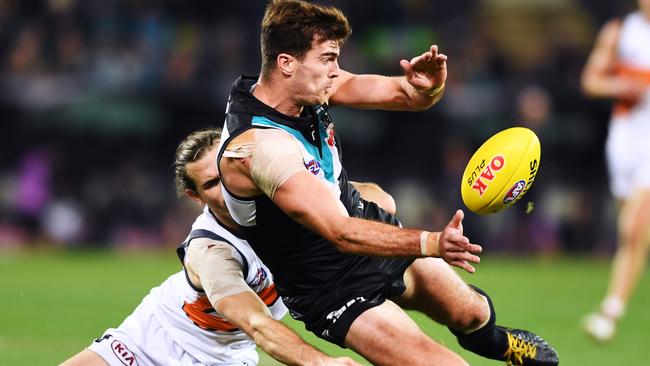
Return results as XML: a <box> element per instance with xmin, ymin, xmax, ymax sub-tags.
<box><xmin>329</xmin><ymin>45</ymin><xmax>447</xmax><ymax>111</ymax></box>
<box><xmin>186</xmin><ymin>239</ymin><xmax>359</xmax><ymax>366</ymax></box>
<box><xmin>329</xmin><ymin>71</ymin><xmax>443</xmax><ymax>111</ymax></box>
<box><xmin>276</xmin><ymin>171</ymin><xmax>426</xmax><ymax>256</ymax></box>
<box><xmin>229</xmin><ymin>131</ymin><xmax>482</xmax><ymax>272</ymax></box>
<box><xmin>216</xmin><ymin>293</ymin><xmax>351</xmax><ymax>366</ymax></box>
<box><xmin>581</xmin><ymin>19</ymin><xmax>647</xmax><ymax>100</ymax></box>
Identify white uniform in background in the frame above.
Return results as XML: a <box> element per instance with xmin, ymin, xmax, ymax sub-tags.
<box><xmin>606</xmin><ymin>11</ymin><xmax>650</xmax><ymax>199</ymax></box>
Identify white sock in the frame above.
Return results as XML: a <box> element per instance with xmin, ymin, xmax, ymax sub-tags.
<box><xmin>601</xmin><ymin>297</ymin><xmax>625</xmax><ymax>320</ymax></box>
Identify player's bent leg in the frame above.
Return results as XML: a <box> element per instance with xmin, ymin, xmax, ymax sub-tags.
<box><xmin>396</xmin><ymin>259</ymin><xmax>559</xmax><ymax>365</ymax></box>
<box><xmin>59</xmin><ymin>349</ymin><xmax>109</xmax><ymax>366</ymax></box>
<box><xmin>395</xmin><ymin>257</ymin><xmax>488</xmax><ymax>331</ymax></box>
<box><xmin>344</xmin><ymin>299</ymin><xmax>468</xmax><ymax>366</ymax></box>
<box><xmin>449</xmin><ymin>287</ymin><xmax>558</xmax><ymax>366</ymax></box>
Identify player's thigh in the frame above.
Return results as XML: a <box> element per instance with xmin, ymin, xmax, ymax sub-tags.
<box><xmin>395</xmin><ymin>258</ymin><xmax>487</xmax><ymax>328</ymax></box>
<box><xmin>344</xmin><ymin>299</ymin><xmax>468</xmax><ymax>366</ymax></box>
<box><xmin>59</xmin><ymin>349</ymin><xmax>109</xmax><ymax>366</ymax></box>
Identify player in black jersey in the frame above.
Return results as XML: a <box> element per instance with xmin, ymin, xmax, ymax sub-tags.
<box><xmin>217</xmin><ymin>1</ymin><xmax>559</xmax><ymax>365</ymax></box>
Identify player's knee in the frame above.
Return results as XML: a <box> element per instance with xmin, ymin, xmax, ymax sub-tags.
<box><xmin>448</xmin><ymin>305</ymin><xmax>489</xmax><ymax>333</ymax></box>
<box><xmin>619</xmin><ymin>220</ymin><xmax>645</xmax><ymax>247</ymax></box>
<box><xmin>448</xmin><ymin>287</ymin><xmax>492</xmax><ymax>333</ymax></box>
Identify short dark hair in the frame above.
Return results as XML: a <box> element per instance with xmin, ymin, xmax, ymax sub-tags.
<box><xmin>260</xmin><ymin>0</ymin><xmax>351</xmax><ymax>79</ymax></box>
<box><xmin>173</xmin><ymin>128</ymin><xmax>221</xmax><ymax>197</ymax></box>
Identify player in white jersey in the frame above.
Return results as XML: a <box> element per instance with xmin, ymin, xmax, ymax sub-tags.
<box><xmin>581</xmin><ymin>0</ymin><xmax>650</xmax><ymax>342</ymax></box>
<box><xmin>59</xmin><ymin>128</ymin><xmax>360</xmax><ymax>366</ymax></box>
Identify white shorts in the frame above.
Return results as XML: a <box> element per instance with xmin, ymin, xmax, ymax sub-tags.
<box><xmin>606</xmin><ymin>106</ymin><xmax>650</xmax><ymax>200</ymax></box>
<box><xmin>87</xmin><ymin>301</ymin><xmax>257</xmax><ymax>366</ymax></box>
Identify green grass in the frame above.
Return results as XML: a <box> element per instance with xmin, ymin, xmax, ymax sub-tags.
<box><xmin>1</xmin><ymin>249</ymin><xmax>648</xmax><ymax>365</ymax></box>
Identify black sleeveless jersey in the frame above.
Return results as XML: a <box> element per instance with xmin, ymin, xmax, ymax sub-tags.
<box><xmin>218</xmin><ymin>76</ymin><xmax>390</xmax><ymax>300</ymax></box>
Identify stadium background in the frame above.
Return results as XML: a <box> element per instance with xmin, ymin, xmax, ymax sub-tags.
<box><xmin>1</xmin><ymin>0</ymin><xmax>648</xmax><ymax>365</ymax></box>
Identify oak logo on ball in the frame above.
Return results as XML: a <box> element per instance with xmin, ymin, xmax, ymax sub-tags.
<box><xmin>470</xmin><ymin>155</ymin><xmax>505</xmax><ymax>196</ymax></box>
<box><xmin>461</xmin><ymin>127</ymin><xmax>541</xmax><ymax>215</ymax></box>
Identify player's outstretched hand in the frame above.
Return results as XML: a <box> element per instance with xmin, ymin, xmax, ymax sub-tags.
<box><xmin>437</xmin><ymin>210</ymin><xmax>482</xmax><ymax>273</ymax></box>
<box><xmin>400</xmin><ymin>44</ymin><xmax>447</xmax><ymax>93</ymax></box>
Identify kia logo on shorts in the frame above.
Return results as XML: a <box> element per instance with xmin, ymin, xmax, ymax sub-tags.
<box><xmin>503</xmin><ymin>180</ymin><xmax>526</xmax><ymax>204</ymax></box>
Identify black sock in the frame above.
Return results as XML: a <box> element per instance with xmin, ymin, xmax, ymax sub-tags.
<box><xmin>448</xmin><ymin>285</ymin><xmax>509</xmax><ymax>360</ymax></box>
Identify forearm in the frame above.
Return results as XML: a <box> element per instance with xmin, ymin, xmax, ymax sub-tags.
<box><xmin>332</xmin><ymin>216</ymin><xmax>438</xmax><ymax>257</ymax></box>
<box><xmin>216</xmin><ymin>292</ymin><xmax>337</xmax><ymax>366</ymax></box>
<box><xmin>249</xmin><ymin>316</ymin><xmax>329</xmax><ymax>366</ymax></box>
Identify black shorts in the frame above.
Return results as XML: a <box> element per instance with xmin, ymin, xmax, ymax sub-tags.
<box><xmin>283</xmin><ymin>191</ymin><xmax>414</xmax><ymax>347</ymax></box>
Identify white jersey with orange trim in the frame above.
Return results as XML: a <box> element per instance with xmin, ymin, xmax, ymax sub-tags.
<box><xmin>156</xmin><ymin>205</ymin><xmax>286</xmax><ymax>364</ymax></box>
<box><xmin>606</xmin><ymin>11</ymin><xmax>650</xmax><ymax>199</ymax></box>
<box><xmin>87</xmin><ymin>206</ymin><xmax>286</xmax><ymax>366</ymax></box>
<box><xmin>612</xmin><ymin>11</ymin><xmax>650</xmax><ymax>117</ymax></box>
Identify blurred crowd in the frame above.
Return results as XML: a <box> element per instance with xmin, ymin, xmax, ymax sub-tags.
<box><xmin>0</xmin><ymin>0</ymin><xmax>636</xmax><ymax>253</ymax></box>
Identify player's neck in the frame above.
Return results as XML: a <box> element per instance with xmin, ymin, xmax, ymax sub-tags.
<box><xmin>210</xmin><ymin>204</ymin><xmax>239</xmax><ymax>231</ymax></box>
<box><xmin>253</xmin><ymin>76</ymin><xmax>303</xmax><ymax>117</ymax></box>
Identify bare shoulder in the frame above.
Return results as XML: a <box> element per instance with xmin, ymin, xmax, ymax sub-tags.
<box><xmin>186</xmin><ymin>238</ymin><xmax>240</xmax><ymax>270</ymax></box>
<box><xmin>227</xmin><ymin>128</ymin><xmax>292</xmax><ymax>146</ymax></box>
<box><xmin>255</xmin><ymin>128</ymin><xmax>295</xmax><ymax>142</ymax></box>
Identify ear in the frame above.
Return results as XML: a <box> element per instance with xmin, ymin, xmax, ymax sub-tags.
<box><xmin>277</xmin><ymin>53</ymin><xmax>296</xmax><ymax>77</ymax></box>
<box><xmin>185</xmin><ymin>189</ymin><xmax>204</xmax><ymax>206</ymax></box>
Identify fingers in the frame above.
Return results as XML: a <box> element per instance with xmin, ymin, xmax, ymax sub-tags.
<box><xmin>409</xmin><ymin>45</ymin><xmax>447</xmax><ymax>66</ymax></box>
<box><xmin>410</xmin><ymin>52</ymin><xmax>432</xmax><ymax>66</ymax></box>
<box><xmin>449</xmin><ymin>209</ymin><xmax>464</xmax><ymax>228</ymax></box>
<box><xmin>448</xmin><ymin>250</ymin><xmax>481</xmax><ymax>273</ymax></box>
<box><xmin>466</xmin><ymin>243</ymin><xmax>482</xmax><ymax>253</ymax></box>
<box><xmin>435</xmin><ymin>53</ymin><xmax>448</xmax><ymax>65</ymax></box>
<box><xmin>399</xmin><ymin>59</ymin><xmax>413</xmax><ymax>76</ymax></box>
<box><xmin>450</xmin><ymin>260</ymin><xmax>476</xmax><ymax>273</ymax></box>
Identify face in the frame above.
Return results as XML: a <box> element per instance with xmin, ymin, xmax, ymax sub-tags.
<box><xmin>185</xmin><ymin>146</ymin><xmax>228</xmax><ymax>218</ymax></box>
<box><xmin>289</xmin><ymin>38</ymin><xmax>341</xmax><ymax>105</ymax></box>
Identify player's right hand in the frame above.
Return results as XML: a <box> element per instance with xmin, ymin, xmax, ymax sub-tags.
<box><xmin>437</xmin><ymin>210</ymin><xmax>482</xmax><ymax>273</ymax></box>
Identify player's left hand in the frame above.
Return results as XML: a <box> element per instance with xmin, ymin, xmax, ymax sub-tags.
<box><xmin>436</xmin><ymin>209</ymin><xmax>482</xmax><ymax>273</ymax></box>
<box><xmin>399</xmin><ymin>44</ymin><xmax>447</xmax><ymax>93</ymax></box>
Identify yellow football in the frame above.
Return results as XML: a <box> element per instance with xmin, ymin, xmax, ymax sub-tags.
<box><xmin>461</xmin><ymin>127</ymin><xmax>540</xmax><ymax>215</ymax></box>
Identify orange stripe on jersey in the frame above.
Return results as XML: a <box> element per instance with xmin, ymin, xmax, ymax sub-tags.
<box><xmin>613</xmin><ymin>64</ymin><xmax>650</xmax><ymax>117</ymax></box>
<box><xmin>257</xmin><ymin>284</ymin><xmax>279</xmax><ymax>306</ymax></box>
<box><xmin>617</xmin><ymin>64</ymin><xmax>650</xmax><ymax>84</ymax></box>
<box><xmin>182</xmin><ymin>285</ymin><xmax>279</xmax><ymax>332</ymax></box>
<box><xmin>182</xmin><ymin>296</ymin><xmax>238</xmax><ymax>332</ymax></box>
